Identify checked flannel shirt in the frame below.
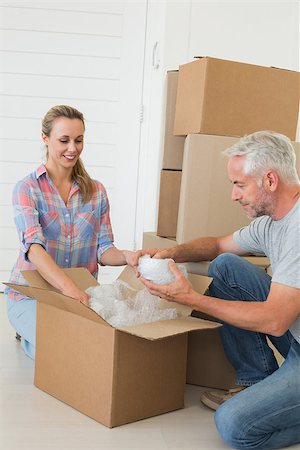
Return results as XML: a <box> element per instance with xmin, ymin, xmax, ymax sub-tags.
<box><xmin>5</xmin><ymin>164</ymin><xmax>114</xmax><ymax>301</ymax></box>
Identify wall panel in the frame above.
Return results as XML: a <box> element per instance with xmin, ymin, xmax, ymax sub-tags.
<box><xmin>0</xmin><ymin>2</ymin><xmax>147</xmax><ymax>288</ymax></box>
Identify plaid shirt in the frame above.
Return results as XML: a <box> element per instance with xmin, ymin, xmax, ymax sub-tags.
<box><xmin>5</xmin><ymin>164</ymin><xmax>114</xmax><ymax>301</ymax></box>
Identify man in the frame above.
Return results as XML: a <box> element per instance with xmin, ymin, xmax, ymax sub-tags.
<box><xmin>136</xmin><ymin>131</ymin><xmax>300</xmax><ymax>450</ymax></box>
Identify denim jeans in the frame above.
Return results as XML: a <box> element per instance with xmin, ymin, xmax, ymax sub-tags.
<box><xmin>6</xmin><ymin>296</ymin><xmax>36</xmax><ymax>360</ymax></box>
<box><xmin>208</xmin><ymin>253</ymin><xmax>300</xmax><ymax>449</ymax></box>
<box><xmin>208</xmin><ymin>253</ymin><xmax>293</xmax><ymax>385</ymax></box>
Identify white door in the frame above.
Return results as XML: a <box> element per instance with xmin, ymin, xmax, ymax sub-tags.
<box><xmin>0</xmin><ymin>1</ymin><xmax>147</xmax><ymax>288</ymax></box>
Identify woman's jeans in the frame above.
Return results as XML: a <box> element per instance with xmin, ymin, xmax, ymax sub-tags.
<box><xmin>208</xmin><ymin>253</ymin><xmax>300</xmax><ymax>450</ymax></box>
<box><xmin>6</xmin><ymin>296</ymin><xmax>36</xmax><ymax>360</ymax></box>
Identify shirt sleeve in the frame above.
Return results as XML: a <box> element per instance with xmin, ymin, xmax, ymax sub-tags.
<box><xmin>271</xmin><ymin>222</ymin><xmax>300</xmax><ymax>289</ymax></box>
<box><xmin>13</xmin><ymin>180</ymin><xmax>47</xmax><ymax>260</ymax></box>
<box><xmin>95</xmin><ymin>183</ymin><xmax>114</xmax><ymax>261</ymax></box>
<box><xmin>233</xmin><ymin>216</ymin><xmax>267</xmax><ymax>256</ymax></box>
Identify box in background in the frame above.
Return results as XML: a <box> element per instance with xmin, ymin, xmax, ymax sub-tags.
<box><xmin>176</xmin><ymin>134</ymin><xmax>251</xmax><ymax>244</ymax></box>
<box><xmin>157</xmin><ymin>169</ymin><xmax>182</xmax><ymax>238</ymax></box>
<box><xmin>6</xmin><ymin>267</ymin><xmax>219</xmax><ymax>427</ymax></box>
<box><xmin>174</xmin><ymin>57</ymin><xmax>299</xmax><ymax>139</ymax></box>
<box><xmin>187</xmin><ymin>328</ymin><xmax>236</xmax><ymax>389</ymax></box>
<box><xmin>162</xmin><ymin>71</ymin><xmax>185</xmax><ymax>170</ymax></box>
<box><xmin>176</xmin><ymin>136</ymin><xmax>300</xmax><ymax>244</ymax></box>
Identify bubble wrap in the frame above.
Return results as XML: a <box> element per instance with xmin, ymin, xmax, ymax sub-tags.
<box><xmin>86</xmin><ymin>280</ymin><xmax>177</xmax><ymax>327</ymax></box>
<box><xmin>138</xmin><ymin>254</ymin><xmax>187</xmax><ymax>285</ymax></box>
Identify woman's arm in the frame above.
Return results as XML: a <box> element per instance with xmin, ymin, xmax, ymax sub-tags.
<box><xmin>27</xmin><ymin>244</ymin><xmax>90</xmax><ymax>304</ymax></box>
<box><xmin>99</xmin><ymin>247</ymin><xmax>136</xmax><ymax>266</ymax></box>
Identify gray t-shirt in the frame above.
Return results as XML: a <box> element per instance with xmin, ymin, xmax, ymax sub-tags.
<box><xmin>233</xmin><ymin>199</ymin><xmax>300</xmax><ymax>343</ymax></box>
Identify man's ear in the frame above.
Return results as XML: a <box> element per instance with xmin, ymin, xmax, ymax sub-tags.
<box><xmin>264</xmin><ymin>171</ymin><xmax>278</xmax><ymax>192</ymax></box>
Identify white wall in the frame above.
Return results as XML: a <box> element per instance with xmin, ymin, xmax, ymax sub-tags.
<box><xmin>140</xmin><ymin>0</ymin><xmax>299</xmax><ymax>234</ymax></box>
<box><xmin>0</xmin><ymin>1</ymin><xmax>147</xmax><ymax>286</ymax></box>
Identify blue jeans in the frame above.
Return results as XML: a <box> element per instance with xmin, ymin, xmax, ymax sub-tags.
<box><xmin>6</xmin><ymin>296</ymin><xmax>36</xmax><ymax>360</ymax></box>
<box><xmin>208</xmin><ymin>253</ymin><xmax>300</xmax><ymax>449</ymax></box>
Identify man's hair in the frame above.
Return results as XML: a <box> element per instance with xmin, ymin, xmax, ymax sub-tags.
<box><xmin>223</xmin><ymin>131</ymin><xmax>299</xmax><ymax>184</ymax></box>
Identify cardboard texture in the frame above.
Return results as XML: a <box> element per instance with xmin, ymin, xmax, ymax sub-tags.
<box><xmin>162</xmin><ymin>71</ymin><xmax>185</xmax><ymax>170</ymax></box>
<box><xmin>176</xmin><ymin>136</ymin><xmax>300</xmax><ymax>244</ymax></box>
<box><xmin>174</xmin><ymin>57</ymin><xmax>300</xmax><ymax>139</ymax></box>
<box><xmin>6</xmin><ymin>267</ymin><xmax>220</xmax><ymax>428</ymax></box>
<box><xmin>157</xmin><ymin>170</ymin><xmax>182</xmax><ymax>238</ymax></box>
<box><xmin>186</xmin><ymin>327</ymin><xmax>236</xmax><ymax>389</ymax></box>
<box><xmin>176</xmin><ymin>134</ymin><xmax>251</xmax><ymax>243</ymax></box>
<box><xmin>142</xmin><ymin>232</ymin><xmax>272</xmax><ymax>389</ymax></box>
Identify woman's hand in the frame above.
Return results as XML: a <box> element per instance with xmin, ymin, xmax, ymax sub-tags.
<box><xmin>61</xmin><ymin>285</ymin><xmax>90</xmax><ymax>305</ymax></box>
<box><xmin>122</xmin><ymin>249</ymin><xmax>141</xmax><ymax>267</ymax></box>
<box><xmin>128</xmin><ymin>247</ymin><xmax>176</xmax><ymax>276</ymax></box>
<box><xmin>140</xmin><ymin>260</ymin><xmax>194</xmax><ymax>306</ymax></box>
<box><xmin>124</xmin><ymin>248</ymin><xmax>160</xmax><ymax>268</ymax></box>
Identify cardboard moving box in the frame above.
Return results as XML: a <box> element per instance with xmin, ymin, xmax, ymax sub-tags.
<box><xmin>157</xmin><ymin>170</ymin><xmax>182</xmax><ymax>238</ymax></box>
<box><xmin>162</xmin><ymin>71</ymin><xmax>185</xmax><ymax>170</ymax></box>
<box><xmin>174</xmin><ymin>56</ymin><xmax>299</xmax><ymax>139</ymax></box>
<box><xmin>176</xmin><ymin>134</ymin><xmax>251</xmax><ymax>243</ymax></box>
<box><xmin>176</xmin><ymin>135</ymin><xmax>300</xmax><ymax>244</ymax></box>
<box><xmin>6</xmin><ymin>267</ymin><xmax>220</xmax><ymax>428</ymax></box>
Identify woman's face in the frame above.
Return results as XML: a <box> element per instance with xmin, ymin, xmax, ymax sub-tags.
<box><xmin>42</xmin><ymin>117</ymin><xmax>84</xmax><ymax>170</ymax></box>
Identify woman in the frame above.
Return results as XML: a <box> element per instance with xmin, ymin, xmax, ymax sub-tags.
<box><xmin>5</xmin><ymin>105</ymin><xmax>135</xmax><ymax>359</ymax></box>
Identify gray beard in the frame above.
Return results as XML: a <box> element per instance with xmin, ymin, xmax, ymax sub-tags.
<box><xmin>248</xmin><ymin>191</ymin><xmax>275</xmax><ymax>219</ymax></box>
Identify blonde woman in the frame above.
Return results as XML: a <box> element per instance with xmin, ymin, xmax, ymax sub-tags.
<box><xmin>5</xmin><ymin>105</ymin><xmax>135</xmax><ymax>359</ymax></box>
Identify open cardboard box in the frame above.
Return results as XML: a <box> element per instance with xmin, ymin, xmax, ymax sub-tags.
<box><xmin>6</xmin><ymin>266</ymin><xmax>220</xmax><ymax>427</ymax></box>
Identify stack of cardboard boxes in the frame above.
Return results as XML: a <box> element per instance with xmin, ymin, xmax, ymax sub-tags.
<box><xmin>152</xmin><ymin>56</ymin><xmax>300</xmax><ymax>389</ymax></box>
<box><xmin>157</xmin><ymin>57</ymin><xmax>299</xmax><ymax>241</ymax></box>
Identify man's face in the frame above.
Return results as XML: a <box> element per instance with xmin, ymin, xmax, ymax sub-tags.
<box><xmin>227</xmin><ymin>156</ymin><xmax>275</xmax><ymax>219</ymax></box>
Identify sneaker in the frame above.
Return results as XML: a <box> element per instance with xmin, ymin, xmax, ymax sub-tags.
<box><xmin>200</xmin><ymin>386</ymin><xmax>246</xmax><ymax>411</ymax></box>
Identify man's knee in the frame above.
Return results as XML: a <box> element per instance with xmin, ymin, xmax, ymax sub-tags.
<box><xmin>215</xmin><ymin>402</ymin><xmax>247</xmax><ymax>450</ymax></box>
<box><xmin>208</xmin><ymin>253</ymin><xmax>242</xmax><ymax>278</ymax></box>
<box><xmin>215</xmin><ymin>399</ymin><xmax>266</xmax><ymax>450</ymax></box>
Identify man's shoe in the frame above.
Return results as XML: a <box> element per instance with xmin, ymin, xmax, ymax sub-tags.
<box><xmin>200</xmin><ymin>386</ymin><xmax>246</xmax><ymax>411</ymax></box>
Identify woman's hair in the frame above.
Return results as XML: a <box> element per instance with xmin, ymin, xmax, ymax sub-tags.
<box><xmin>42</xmin><ymin>105</ymin><xmax>95</xmax><ymax>203</ymax></box>
<box><xmin>223</xmin><ymin>131</ymin><xmax>299</xmax><ymax>185</ymax></box>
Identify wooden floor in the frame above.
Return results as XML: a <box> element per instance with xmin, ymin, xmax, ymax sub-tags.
<box><xmin>1</xmin><ymin>294</ymin><xmax>299</xmax><ymax>450</ymax></box>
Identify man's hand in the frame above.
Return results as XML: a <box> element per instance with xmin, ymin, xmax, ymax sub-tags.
<box><xmin>140</xmin><ymin>260</ymin><xmax>194</xmax><ymax>306</ymax></box>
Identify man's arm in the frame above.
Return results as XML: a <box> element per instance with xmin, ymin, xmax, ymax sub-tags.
<box><xmin>141</xmin><ymin>262</ymin><xmax>300</xmax><ymax>337</ymax></box>
<box><xmin>166</xmin><ymin>234</ymin><xmax>248</xmax><ymax>262</ymax></box>
<box><xmin>133</xmin><ymin>234</ymin><xmax>248</xmax><ymax>267</ymax></box>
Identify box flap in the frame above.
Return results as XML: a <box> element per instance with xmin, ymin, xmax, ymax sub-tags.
<box><xmin>4</xmin><ymin>283</ymin><xmax>34</xmax><ymax>299</ymax></box>
<box><xmin>22</xmin><ymin>267</ymin><xmax>99</xmax><ymax>292</ymax></box>
<box><xmin>7</xmin><ymin>267</ymin><xmax>217</xmax><ymax>337</ymax></box>
<box><xmin>117</xmin><ymin>265</ymin><xmax>144</xmax><ymax>290</ymax></box>
<box><xmin>6</xmin><ymin>282</ymin><xmax>110</xmax><ymax>327</ymax></box>
<box><xmin>117</xmin><ymin>316</ymin><xmax>220</xmax><ymax>340</ymax></box>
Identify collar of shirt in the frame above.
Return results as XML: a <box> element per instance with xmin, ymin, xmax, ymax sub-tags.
<box><xmin>35</xmin><ymin>164</ymin><xmax>80</xmax><ymax>197</ymax></box>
